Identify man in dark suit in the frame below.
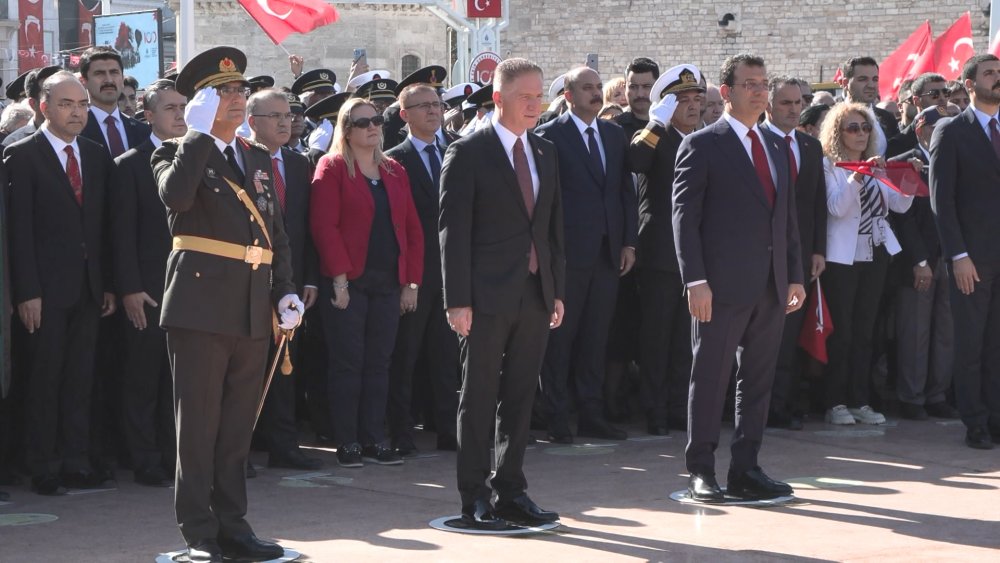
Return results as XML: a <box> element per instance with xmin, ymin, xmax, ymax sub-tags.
<box><xmin>440</xmin><ymin>58</ymin><xmax>566</xmax><ymax>529</ymax></box>
<box><xmin>761</xmin><ymin>76</ymin><xmax>828</xmax><ymax>431</ymax></box>
<box><xmin>930</xmin><ymin>54</ymin><xmax>1000</xmax><ymax>450</ymax></box>
<box><xmin>5</xmin><ymin>71</ymin><xmax>116</xmax><ymax>495</ymax></box>
<box><xmin>247</xmin><ymin>88</ymin><xmax>322</xmax><ymax>471</ymax></box>
<box><xmin>628</xmin><ymin>64</ymin><xmax>704</xmax><ymax>436</ymax></box>
<box><xmin>891</xmin><ymin>106</ymin><xmax>957</xmax><ymax>422</ymax></box>
<box><xmin>386</xmin><ymin>84</ymin><xmax>460</xmax><ymax>455</ymax></box>
<box><xmin>111</xmin><ymin>79</ymin><xmax>187</xmax><ymax>488</ymax></box>
<box><xmin>837</xmin><ymin>56</ymin><xmax>900</xmax><ymax>144</ymax></box>
<box><xmin>78</xmin><ymin>47</ymin><xmax>150</xmax><ymax>157</ymax></box>
<box><xmin>887</xmin><ymin>72</ymin><xmax>948</xmax><ymax>158</ymax></box>
<box><xmin>535</xmin><ymin>66</ymin><xmax>637</xmax><ymax>443</ymax></box>
<box><xmin>152</xmin><ymin>47</ymin><xmax>301</xmax><ymax>562</ymax></box>
<box><xmin>673</xmin><ymin>54</ymin><xmax>805</xmax><ymax>502</ymax></box>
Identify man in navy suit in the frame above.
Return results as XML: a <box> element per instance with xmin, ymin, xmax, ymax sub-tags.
<box><xmin>535</xmin><ymin>67</ymin><xmax>637</xmax><ymax>443</ymax></box>
<box><xmin>930</xmin><ymin>54</ymin><xmax>1000</xmax><ymax>449</ymax></box>
<box><xmin>78</xmin><ymin>46</ymin><xmax>150</xmax><ymax>157</ymax></box>
<box><xmin>672</xmin><ymin>54</ymin><xmax>805</xmax><ymax>502</ymax></box>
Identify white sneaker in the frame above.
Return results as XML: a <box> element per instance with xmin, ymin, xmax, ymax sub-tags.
<box><xmin>849</xmin><ymin>405</ymin><xmax>886</xmax><ymax>425</ymax></box>
<box><xmin>825</xmin><ymin>405</ymin><xmax>855</xmax><ymax>425</ymax></box>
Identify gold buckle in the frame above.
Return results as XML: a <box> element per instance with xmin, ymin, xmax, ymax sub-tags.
<box><xmin>244</xmin><ymin>245</ymin><xmax>263</xmax><ymax>270</ymax></box>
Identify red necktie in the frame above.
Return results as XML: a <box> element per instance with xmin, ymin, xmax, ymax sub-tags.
<box><xmin>271</xmin><ymin>157</ymin><xmax>287</xmax><ymax>213</ymax></box>
<box><xmin>104</xmin><ymin>115</ymin><xmax>126</xmax><ymax>158</ymax></box>
<box><xmin>512</xmin><ymin>137</ymin><xmax>538</xmax><ymax>274</ymax></box>
<box><xmin>64</xmin><ymin>146</ymin><xmax>83</xmax><ymax>205</ymax></box>
<box><xmin>747</xmin><ymin>129</ymin><xmax>776</xmax><ymax>207</ymax></box>
<box><xmin>989</xmin><ymin>118</ymin><xmax>1000</xmax><ymax>162</ymax></box>
<box><xmin>785</xmin><ymin>134</ymin><xmax>798</xmax><ymax>186</ymax></box>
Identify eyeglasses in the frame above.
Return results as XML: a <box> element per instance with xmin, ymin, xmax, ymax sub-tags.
<box><xmin>56</xmin><ymin>100</ymin><xmax>90</xmax><ymax>111</ymax></box>
<box><xmin>918</xmin><ymin>88</ymin><xmax>950</xmax><ymax>99</ymax></box>
<box><xmin>403</xmin><ymin>101</ymin><xmax>444</xmax><ymax>112</ymax></box>
<box><xmin>252</xmin><ymin>112</ymin><xmax>294</xmax><ymax>121</ymax></box>
<box><xmin>736</xmin><ymin>80</ymin><xmax>769</xmax><ymax>92</ymax></box>
<box><xmin>841</xmin><ymin>122</ymin><xmax>873</xmax><ymax>134</ymax></box>
<box><xmin>217</xmin><ymin>86</ymin><xmax>251</xmax><ymax>98</ymax></box>
<box><xmin>350</xmin><ymin>115</ymin><xmax>386</xmax><ymax>128</ymax></box>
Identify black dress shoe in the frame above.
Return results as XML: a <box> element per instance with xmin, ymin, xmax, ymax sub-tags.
<box><xmin>268</xmin><ymin>448</ymin><xmax>324</xmax><ymax>470</ymax></box>
<box><xmin>577</xmin><ymin>417</ymin><xmax>627</xmax><ymax>440</ymax></box>
<box><xmin>924</xmin><ymin>401</ymin><xmax>958</xmax><ymax>419</ymax></box>
<box><xmin>134</xmin><ymin>466</ymin><xmax>171</xmax><ymax>487</ymax></box>
<box><xmin>187</xmin><ymin>539</ymin><xmax>223</xmax><ymax>562</ymax></box>
<box><xmin>687</xmin><ymin>473</ymin><xmax>723</xmax><ymax>502</ymax></box>
<box><xmin>727</xmin><ymin>467</ymin><xmax>793</xmax><ymax>500</ymax></box>
<box><xmin>61</xmin><ymin>469</ymin><xmax>104</xmax><ymax>489</ymax></box>
<box><xmin>460</xmin><ymin>498</ymin><xmax>508</xmax><ymax>530</ymax></box>
<box><xmin>217</xmin><ymin>533</ymin><xmax>284</xmax><ymax>560</ymax></box>
<box><xmin>965</xmin><ymin>426</ymin><xmax>994</xmax><ymax>450</ymax></box>
<box><xmin>494</xmin><ymin>494</ymin><xmax>559</xmax><ymax>525</ymax></box>
<box><xmin>32</xmin><ymin>474</ymin><xmax>67</xmax><ymax>496</ymax></box>
<box><xmin>546</xmin><ymin>426</ymin><xmax>574</xmax><ymax>444</ymax></box>
<box><xmin>436</xmin><ymin>434</ymin><xmax>458</xmax><ymax>451</ymax></box>
<box><xmin>899</xmin><ymin>403</ymin><xmax>928</xmax><ymax>421</ymax></box>
<box><xmin>647</xmin><ymin>424</ymin><xmax>669</xmax><ymax>436</ymax></box>
<box><xmin>393</xmin><ymin>437</ymin><xmax>418</xmax><ymax>457</ymax></box>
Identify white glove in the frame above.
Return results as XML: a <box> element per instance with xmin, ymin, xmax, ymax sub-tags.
<box><xmin>184</xmin><ymin>88</ymin><xmax>220</xmax><ymax>135</ymax></box>
<box><xmin>649</xmin><ymin>94</ymin><xmax>678</xmax><ymax>127</ymax></box>
<box><xmin>308</xmin><ymin>119</ymin><xmax>334</xmax><ymax>152</ymax></box>
<box><xmin>277</xmin><ymin>294</ymin><xmax>305</xmax><ymax>330</ymax></box>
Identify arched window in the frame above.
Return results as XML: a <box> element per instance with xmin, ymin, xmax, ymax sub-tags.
<box><xmin>401</xmin><ymin>54</ymin><xmax>421</xmax><ymax>78</ymax></box>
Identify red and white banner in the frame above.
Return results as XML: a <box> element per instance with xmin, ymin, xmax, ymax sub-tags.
<box><xmin>237</xmin><ymin>0</ymin><xmax>339</xmax><ymax>45</ymax></box>
<box><xmin>933</xmin><ymin>12</ymin><xmax>975</xmax><ymax>81</ymax></box>
<box><xmin>879</xmin><ymin>21</ymin><xmax>934</xmax><ymax>101</ymax></box>
<box><xmin>18</xmin><ymin>0</ymin><xmax>45</xmax><ymax>74</ymax></box>
<box><xmin>836</xmin><ymin>161</ymin><xmax>930</xmax><ymax>197</ymax></box>
<box><xmin>467</xmin><ymin>0</ymin><xmax>501</xmax><ymax>18</ymax></box>
<box><xmin>79</xmin><ymin>0</ymin><xmax>103</xmax><ymax>48</ymax></box>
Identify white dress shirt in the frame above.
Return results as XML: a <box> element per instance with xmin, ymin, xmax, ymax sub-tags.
<box><xmin>40</xmin><ymin>124</ymin><xmax>81</xmax><ymax>173</ymax></box>
<box><xmin>724</xmin><ymin>112</ymin><xmax>776</xmax><ymax>185</ymax></box>
<box><xmin>492</xmin><ymin>117</ymin><xmax>539</xmax><ymax>198</ymax></box>
<box><xmin>90</xmin><ymin>105</ymin><xmax>130</xmax><ymax>151</ymax></box>
<box><xmin>762</xmin><ymin>119</ymin><xmax>800</xmax><ymax>171</ymax></box>
<box><xmin>567</xmin><ymin>111</ymin><xmax>606</xmax><ymax>169</ymax></box>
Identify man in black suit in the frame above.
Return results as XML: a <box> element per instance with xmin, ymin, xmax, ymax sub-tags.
<box><xmin>837</xmin><ymin>56</ymin><xmax>900</xmax><ymax>145</ymax></box>
<box><xmin>887</xmin><ymin>72</ymin><xmax>948</xmax><ymax>158</ymax></box>
<box><xmin>761</xmin><ymin>76</ymin><xmax>828</xmax><ymax>431</ymax></box>
<box><xmin>628</xmin><ymin>64</ymin><xmax>704</xmax><ymax>436</ymax></box>
<box><xmin>440</xmin><ymin>58</ymin><xmax>565</xmax><ymax>529</ymax></box>
<box><xmin>247</xmin><ymin>88</ymin><xmax>322</xmax><ymax>471</ymax></box>
<box><xmin>78</xmin><ymin>46</ymin><xmax>150</xmax><ymax>158</ymax></box>
<box><xmin>152</xmin><ymin>47</ymin><xmax>301</xmax><ymax>562</ymax></box>
<box><xmin>386</xmin><ymin>84</ymin><xmax>460</xmax><ymax>455</ymax></box>
<box><xmin>673</xmin><ymin>54</ymin><xmax>805</xmax><ymax>502</ymax></box>
<box><xmin>930</xmin><ymin>54</ymin><xmax>1000</xmax><ymax>450</ymax></box>
<box><xmin>111</xmin><ymin>79</ymin><xmax>187</xmax><ymax>488</ymax></box>
<box><xmin>5</xmin><ymin>71</ymin><xmax>116</xmax><ymax>495</ymax></box>
<box><xmin>535</xmin><ymin>66</ymin><xmax>637</xmax><ymax>443</ymax></box>
<box><xmin>891</xmin><ymin>106</ymin><xmax>957</xmax><ymax>422</ymax></box>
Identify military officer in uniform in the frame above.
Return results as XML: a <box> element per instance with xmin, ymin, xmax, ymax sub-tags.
<box><xmin>151</xmin><ymin>46</ymin><xmax>303</xmax><ymax>563</ymax></box>
<box><xmin>304</xmin><ymin>91</ymin><xmax>351</xmax><ymax>167</ymax></box>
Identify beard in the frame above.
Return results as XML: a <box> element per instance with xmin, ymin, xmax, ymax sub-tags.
<box><xmin>974</xmin><ymin>81</ymin><xmax>1000</xmax><ymax>105</ymax></box>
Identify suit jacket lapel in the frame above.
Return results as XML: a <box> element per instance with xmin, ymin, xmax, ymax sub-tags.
<box><xmin>762</xmin><ymin>129</ymin><xmax>788</xmax><ymax>203</ymax></box>
<box><xmin>961</xmin><ymin>108</ymin><xmax>1000</xmax><ymax>172</ymax></box>
<box><xmin>527</xmin><ymin>133</ymin><xmax>549</xmax><ymax>213</ymax></box>
<box><xmin>485</xmin><ymin>125</ymin><xmax>531</xmax><ymax>218</ymax></box>
<box><xmin>35</xmin><ymin>134</ymin><xmax>79</xmax><ymax>205</ymax></box>
<box><xmin>713</xmin><ymin>121</ymin><xmax>771</xmax><ymax>209</ymax></box>
<box><xmin>558</xmin><ymin>114</ymin><xmax>603</xmax><ymax>184</ymax></box>
<box><xmin>597</xmin><ymin>119</ymin><xmax>619</xmax><ymax>185</ymax></box>
<box><xmin>401</xmin><ymin>139</ymin><xmax>436</xmax><ymax>198</ymax></box>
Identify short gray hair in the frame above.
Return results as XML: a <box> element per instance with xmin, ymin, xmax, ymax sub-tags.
<box><xmin>0</xmin><ymin>102</ymin><xmax>34</xmax><ymax>132</ymax></box>
<box><xmin>493</xmin><ymin>58</ymin><xmax>543</xmax><ymax>91</ymax></box>
<box><xmin>768</xmin><ymin>75</ymin><xmax>804</xmax><ymax>104</ymax></box>
<box><xmin>247</xmin><ymin>88</ymin><xmax>289</xmax><ymax>115</ymax></box>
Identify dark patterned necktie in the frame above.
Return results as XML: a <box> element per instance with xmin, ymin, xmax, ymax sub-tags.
<box><xmin>989</xmin><ymin>118</ymin><xmax>1000</xmax><ymax>161</ymax></box>
<box><xmin>104</xmin><ymin>115</ymin><xmax>126</xmax><ymax>157</ymax></box>
<box><xmin>271</xmin><ymin>157</ymin><xmax>286</xmax><ymax>213</ymax></box>
<box><xmin>64</xmin><ymin>146</ymin><xmax>83</xmax><ymax>205</ymax></box>
<box><xmin>586</xmin><ymin>127</ymin><xmax>604</xmax><ymax>176</ymax></box>
<box><xmin>785</xmin><ymin>134</ymin><xmax>798</xmax><ymax>186</ymax></box>
<box><xmin>224</xmin><ymin>145</ymin><xmax>245</xmax><ymax>184</ymax></box>
<box><xmin>424</xmin><ymin>144</ymin><xmax>441</xmax><ymax>186</ymax></box>
<box><xmin>513</xmin><ymin>137</ymin><xmax>538</xmax><ymax>273</ymax></box>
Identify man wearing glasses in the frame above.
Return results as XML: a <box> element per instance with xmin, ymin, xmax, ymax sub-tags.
<box><xmin>673</xmin><ymin>53</ymin><xmax>805</xmax><ymax>503</ymax></box>
<box><xmin>888</xmin><ymin>72</ymin><xmax>948</xmax><ymax>157</ymax></box>
<box><xmin>152</xmin><ymin>47</ymin><xmax>302</xmax><ymax>562</ymax></box>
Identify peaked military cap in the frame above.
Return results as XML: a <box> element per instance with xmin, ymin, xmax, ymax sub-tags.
<box><xmin>353</xmin><ymin>79</ymin><xmax>399</xmax><ymax>102</ymax></box>
<box><xmin>304</xmin><ymin>91</ymin><xmax>351</xmax><ymax>122</ymax></box>
<box><xmin>6</xmin><ymin>70</ymin><xmax>32</xmax><ymax>101</ymax></box>
<box><xmin>394</xmin><ymin>65</ymin><xmax>447</xmax><ymax>95</ymax></box>
<box><xmin>175</xmin><ymin>46</ymin><xmax>248</xmax><ymax>97</ymax></box>
<box><xmin>650</xmin><ymin>64</ymin><xmax>704</xmax><ymax>101</ymax></box>
<box><xmin>292</xmin><ymin>68</ymin><xmax>337</xmax><ymax>96</ymax></box>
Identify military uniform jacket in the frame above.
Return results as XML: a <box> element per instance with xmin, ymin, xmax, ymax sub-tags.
<box><xmin>152</xmin><ymin>130</ymin><xmax>295</xmax><ymax>340</ymax></box>
<box><xmin>629</xmin><ymin>121</ymin><xmax>684</xmax><ymax>273</ymax></box>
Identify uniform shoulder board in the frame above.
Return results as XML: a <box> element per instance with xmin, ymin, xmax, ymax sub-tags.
<box><xmin>238</xmin><ymin>136</ymin><xmax>270</xmax><ymax>153</ymax></box>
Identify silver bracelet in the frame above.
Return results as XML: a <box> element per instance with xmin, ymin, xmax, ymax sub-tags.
<box><xmin>333</xmin><ymin>281</ymin><xmax>349</xmax><ymax>290</ymax></box>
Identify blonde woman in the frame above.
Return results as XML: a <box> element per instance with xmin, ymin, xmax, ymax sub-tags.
<box><xmin>310</xmin><ymin>98</ymin><xmax>424</xmax><ymax>467</ymax></box>
<box><xmin>819</xmin><ymin>103</ymin><xmax>914</xmax><ymax>426</ymax></box>
<box><xmin>603</xmin><ymin>76</ymin><xmax>628</xmax><ymax>107</ymax></box>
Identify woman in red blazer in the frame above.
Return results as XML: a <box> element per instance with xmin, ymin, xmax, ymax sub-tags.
<box><xmin>310</xmin><ymin>98</ymin><xmax>424</xmax><ymax>467</ymax></box>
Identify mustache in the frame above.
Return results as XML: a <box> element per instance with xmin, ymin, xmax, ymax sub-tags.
<box><xmin>632</xmin><ymin>97</ymin><xmax>650</xmax><ymax>104</ymax></box>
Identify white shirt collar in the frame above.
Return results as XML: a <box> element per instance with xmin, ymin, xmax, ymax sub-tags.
<box><xmin>150</xmin><ymin>133</ymin><xmax>163</xmax><ymax>148</ymax></box>
<box><xmin>972</xmin><ymin>105</ymin><xmax>999</xmax><ymax>131</ymax></box>
<box><xmin>763</xmin><ymin>119</ymin><xmax>796</xmax><ymax>141</ymax></box>
<box><xmin>90</xmin><ymin>104</ymin><xmax>122</xmax><ymax>125</ymax></box>
<box><xmin>408</xmin><ymin>133</ymin><xmax>437</xmax><ymax>153</ymax></box>
<box><xmin>270</xmin><ymin>147</ymin><xmax>283</xmax><ymax>162</ymax></box>
<box><xmin>40</xmin><ymin>123</ymin><xmax>79</xmax><ymax>156</ymax></box>
<box><xmin>724</xmin><ymin>112</ymin><xmax>763</xmax><ymax>141</ymax></box>
<box><xmin>492</xmin><ymin>117</ymin><xmax>530</xmax><ymax>156</ymax></box>
<box><xmin>567</xmin><ymin>111</ymin><xmax>599</xmax><ymax>137</ymax></box>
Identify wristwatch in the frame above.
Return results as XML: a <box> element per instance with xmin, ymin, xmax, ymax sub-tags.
<box><xmin>406</xmin><ymin>283</ymin><xmax>419</xmax><ymax>289</ymax></box>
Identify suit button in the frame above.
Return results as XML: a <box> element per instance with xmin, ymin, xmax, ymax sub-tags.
<box><xmin>214</xmin><ymin>188</ymin><xmax>220</xmax><ymax>193</ymax></box>
<box><xmin>195</xmin><ymin>272</ymin><xmax>201</xmax><ymax>278</ymax></box>
<box><xmin>767</xmin><ymin>245</ymin><xmax>773</xmax><ymax>252</ymax></box>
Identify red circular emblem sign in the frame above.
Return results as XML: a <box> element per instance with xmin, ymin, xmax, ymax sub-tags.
<box><xmin>469</xmin><ymin>52</ymin><xmax>502</xmax><ymax>85</ymax></box>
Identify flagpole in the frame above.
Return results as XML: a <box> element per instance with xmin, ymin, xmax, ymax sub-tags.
<box><xmin>992</xmin><ymin>0</ymin><xmax>1000</xmax><ymax>49</ymax></box>
<box><xmin>178</xmin><ymin>0</ymin><xmax>196</xmax><ymax>66</ymax></box>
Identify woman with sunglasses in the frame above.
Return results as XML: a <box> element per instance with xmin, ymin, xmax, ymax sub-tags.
<box><xmin>818</xmin><ymin>103</ymin><xmax>913</xmax><ymax>426</ymax></box>
<box><xmin>310</xmin><ymin>98</ymin><xmax>424</xmax><ymax>467</ymax></box>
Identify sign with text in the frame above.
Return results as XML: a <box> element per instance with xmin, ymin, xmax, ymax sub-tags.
<box><xmin>94</xmin><ymin>9</ymin><xmax>163</xmax><ymax>87</ymax></box>
<box><xmin>469</xmin><ymin>51</ymin><xmax>501</xmax><ymax>85</ymax></box>
<box><xmin>467</xmin><ymin>0</ymin><xmax>501</xmax><ymax>19</ymax></box>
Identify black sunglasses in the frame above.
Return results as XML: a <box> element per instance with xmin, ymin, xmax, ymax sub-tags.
<box><xmin>841</xmin><ymin>122</ymin><xmax>873</xmax><ymax>134</ymax></box>
<box><xmin>350</xmin><ymin>115</ymin><xmax>386</xmax><ymax>128</ymax></box>
<box><xmin>919</xmin><ymin>88</ymin><xmax>950</xmax><ymax>99</ymax></box>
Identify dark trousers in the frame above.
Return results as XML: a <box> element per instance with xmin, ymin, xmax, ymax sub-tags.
<box><xmin>771</xmin><ymin>304</ymin><xmax>808</xmax><ymax>416</ymax></box>
<box><xmin>948</xmin><ymin>259</ymin><xmax>1000</xmax><ymax>430</ymax></box>
<box><xmin>25</xmin><ymin>279</ymin><xmax>100</xmax><ymax>476</ymax></box>
<box><xmin>167</xmin><ymin>328</ymin><xmax>268</xmax><ymax>544</ymax></box>
<box><xmin>388</xmin><ymin>283</ymin><xmax>459</xmax><ymax>443</ymax></box>
<box><xmin>686</xmin><ymin>278</ymin><xmax>784</xmax><ymax>476</ymax></box>
<box><xmin>541</xmin><ymin>255</ymin><xmax>619</xmax><ymax>430</ymax></box>
<box><xmin>120</xmin><ymin>306</ymin><xmax>174</xmax><ymax>471</ymax></box>
<box><xmin>297</xmin><ymin>307</ymin><xmax>331</xmax><ymax>437</ymax></box>
<box><xmin>457</xmin><ymin>275</ymin><xmax>549</xmax><ymax>506</ymax></box>
<box><xmin>91</xmin><ymin>310</ymin><xmax>125</xmax><ymax>469</ymax></box>
<box><xmin>260</xmin><ymin>335</ymin><xmax>302</xmax><ymax>454</ymax></box>
<box><xmin>638</xmin><ymin>268</ymin><xmax>692</xmax><ymax>425</ymax></box>
<box><xmin>896</xmin><ymin>260</ymin><xmax>953</xmax><ymax>406</ymax></box>
<box><xmin>320</xmin><ymin>280</ymin><xmax>400</xmax><ymax>446</ymax></box>
<box><xmin>822</xmin><ymin>247</ymin><xmax>890</xmax><ymax>408</ymax></box>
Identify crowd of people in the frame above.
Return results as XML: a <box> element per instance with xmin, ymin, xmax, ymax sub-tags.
<box><xmin>0</xmin><ymin>39</ymin><xmax>997</xmax><ymax>558</ymax></box>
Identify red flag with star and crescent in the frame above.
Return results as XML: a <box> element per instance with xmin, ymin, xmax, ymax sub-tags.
<box><xmin>237</xmin><ymin>0</ymin><xmax>339</xmax><ymax>45</ymax></box>
<box><xmin>879</xmin><ymin>21</ymin><xmax>934</xmax><ymax>101</ymax></box>
<box><xmin>934</xmin><ymin>13</ymin><xmax>975</xmax><ymax>81</ymax></box>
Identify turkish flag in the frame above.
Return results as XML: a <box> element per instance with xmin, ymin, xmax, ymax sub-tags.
<box><xmin>468</xmin><ymin>0</ymin><xmax>501</xmax><ymax>18</ymax></box>
<box><xmin>18</xmin><ymin>0</ymin><xmax>45</xmax><ymax>74</ymax></box>
<box><xmin>798</xmin><ymin>279</ymin><xmax>834</xmax><ymax>364</ymax></box>
<box><xmin>78</xmin><ymin>0</ymin><xmax>102</xmax><ymax>48</ymax></box>
<box><xmin>237</xmin><ymin>0</ymin><xmax>339</xmax><ymax>45</ymax></box>
<box><xmin>934</xmin><ymin>12</ymin><xmax>975</xmax><ymax>80</ymax></box>
<box><xmin>835</xmin><ymin>161</ymin><xmax>930</xmax><ymax>197</ymax></box>
<box><xmin>879</xmin><ymin>21</ymin><xmax>934</xmax><ymax>101</ymax></box>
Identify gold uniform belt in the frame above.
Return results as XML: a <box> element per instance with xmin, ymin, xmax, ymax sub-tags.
<box><xmin>173</xmin><ymin>235</ymin><xmax>273</xmax><ymax>269</ymax></box>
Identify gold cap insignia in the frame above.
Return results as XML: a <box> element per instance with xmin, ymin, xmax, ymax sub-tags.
<box><xmin>320</xmin><ymin>72</ymin><xmax>330</xmax><ymax>80</ymax></box>
<box><xmin>430</xmin><ymin>70</ymin><xmax>438</xmax><ymax>84</ymax></box>
<box><xmin>679</xmin><ymin>69</ymin><xmax>696</xmax><ymax>85</ymax></box>
<box><xmin>377</xmin><ymin>82</ymin><xmax>386</xmax><ymax>90</ymax></box>
<box><xmin>219</xmin><ymin>58</ymin><xmax>236</xmax><ymax>73</ymax></box>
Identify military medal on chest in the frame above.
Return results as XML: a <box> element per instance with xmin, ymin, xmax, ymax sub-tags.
<box><xmin>253</xmin><ymin>169</ymin><xmax>271</xmax><ymax>213</ymax></box>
